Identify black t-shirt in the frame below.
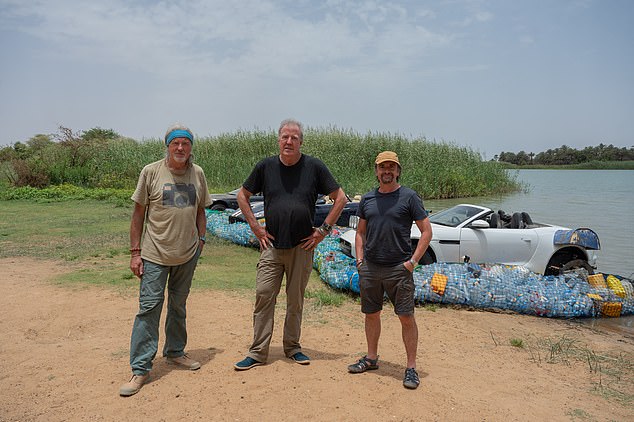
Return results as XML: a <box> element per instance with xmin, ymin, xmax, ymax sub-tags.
<box><xmin>243</xmin><ymin>154</ymin><xmax>340</xmax><ymax>248</ymax></box>
<box><xmin>357</xmin><ymin>186</ymin><xmax>427</xmax><ymax>265</ymax></box>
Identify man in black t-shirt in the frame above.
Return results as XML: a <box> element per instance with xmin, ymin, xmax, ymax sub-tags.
<box><xmin>347</xmin><ymin>151</ymin><xmax>432</xmax><ymax>390</ymax></box>
<box><xmin>234</xmin><ymin>119</ymin><xmax>347</xmax><ymax>370</ymax></box>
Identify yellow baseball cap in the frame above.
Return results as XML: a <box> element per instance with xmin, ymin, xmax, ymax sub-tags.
<box><xmin>375</xmin><ymin>151</ymin><xmax>400</xmax><ymax>165</ymax></box>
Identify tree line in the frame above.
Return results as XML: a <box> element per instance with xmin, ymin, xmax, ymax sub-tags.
<box><xmin>495</xmin><ymin>144</ymin><xmax>634</xmax><ymax>165</ymax></box>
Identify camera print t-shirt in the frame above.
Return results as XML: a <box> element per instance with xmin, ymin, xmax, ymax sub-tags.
<box><xmin>131</xmin><ymin>159</ymin><xmax>212</xmax><ymax>266</ymax></box>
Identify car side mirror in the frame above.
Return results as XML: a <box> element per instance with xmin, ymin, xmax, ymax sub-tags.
<box><xmin>469</xmin><ymin>220</ymin><xmax>490</xmax><ymax>229</ymax></box>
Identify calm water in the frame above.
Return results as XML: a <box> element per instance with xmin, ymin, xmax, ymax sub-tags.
<box><xmin>425</xmin><ymin>169</ymin><xmax>634</xmax><ymax>333</ymax></box>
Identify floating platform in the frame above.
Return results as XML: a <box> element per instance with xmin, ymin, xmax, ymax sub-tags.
<box><xmin>206</xmin><ymin>210</ymin><xmax>633</xmax><ymax>318</ymax></box>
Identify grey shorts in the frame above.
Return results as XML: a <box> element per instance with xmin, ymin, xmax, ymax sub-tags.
<box><xmin>358</xmin><ymin>259</ymin><xmax>415</xmax><ymax>315</ymax></box>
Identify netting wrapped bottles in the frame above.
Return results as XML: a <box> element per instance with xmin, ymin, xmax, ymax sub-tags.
<box><xmin>204</xmin><ymin>210</ymin><xmax>633</xmax><ymax>318</ymax></box>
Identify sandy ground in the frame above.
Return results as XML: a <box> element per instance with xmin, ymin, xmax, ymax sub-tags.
<box><xmin>0</xmin><ymin>257</ymin><xmax>632</xmax><ymax>422</ymax></box>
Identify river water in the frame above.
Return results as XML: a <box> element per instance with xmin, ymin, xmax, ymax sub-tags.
<box><xmin>424</xmin><ymin>169</ymin><xmax>634</xmax><ymax>335</ymax></box>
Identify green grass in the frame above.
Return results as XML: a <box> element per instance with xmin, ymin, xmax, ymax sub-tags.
<box><xmin>0</xmin><ymin>199</ymin><xmax>343</xmax><ymax>299</ymax></box>
<box><xmin>525</xmin><ymin>335</ymin><xmax>634</xmax><ymax>407</ymax></box>
<box><xmin>0</xmin><ymin>199</ymin><xmax>131</xmax><ymax>260</ymax></box>
<box><xmin>510</xmin><ymin>338</ymin><xmax>524</xmax><ymax>348</ymax></box>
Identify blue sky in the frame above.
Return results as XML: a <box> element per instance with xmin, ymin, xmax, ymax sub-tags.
<box><xmin>1</xmin><ymin>0</ymin><xmax>632</xmax><ymax>158</ymax></box>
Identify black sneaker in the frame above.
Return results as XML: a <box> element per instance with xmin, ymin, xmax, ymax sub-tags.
<box><xmin>347</xmin><ymin>355</ymin><xmax>379</xmax><ymax>373</ymax></box>
<box><xmin>403</xmin><ymin>367</ymin><xmax>420</xmax><ymax>389</ymax></box>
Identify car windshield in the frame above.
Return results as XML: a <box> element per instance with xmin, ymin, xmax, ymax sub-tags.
<box><xmin>429</xmin><ymin>205</ymin><xmax>483</xmax><ymax>227</ymax></box>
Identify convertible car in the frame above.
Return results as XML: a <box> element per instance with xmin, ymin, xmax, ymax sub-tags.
<box><xmin>208</xmin><ymin>188</ymin><xmax>264</xmax><ymax>211</ymax></box>
<box><xmin>339</xmin><ymin>204</ymin><xmax>601</xmax><ymax>276</ymax></box>
<box><xmin>229</xmin><ymin>199</ymin><xmax>359</xmax><ymax>228</ymax></box>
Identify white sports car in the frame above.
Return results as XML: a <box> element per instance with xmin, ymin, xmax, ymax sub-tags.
<box><xmin>339</xmin><ymin>204</ymin><xmax>600</xmax><ymax>276</ymax></box>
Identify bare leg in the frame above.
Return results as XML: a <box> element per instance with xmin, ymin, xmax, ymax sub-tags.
<box><xmin>365</xmin><ymin>311</ymin><xmax>381</xmax><ymax>360</ymax></box>
<box><xmin>398</xmin><ymin>314</ymin><xmax>418</xmax><ymax>368</ymax></box>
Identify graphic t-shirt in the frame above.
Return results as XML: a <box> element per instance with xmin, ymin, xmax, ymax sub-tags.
<box><xmin>131</xmin><ymin>159</ymin><xmax>212</xmax><ymax>266</ymax></box>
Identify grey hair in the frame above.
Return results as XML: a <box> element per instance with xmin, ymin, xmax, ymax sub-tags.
<box><xmin>278</xmin><ymin>118</ymin><xmax>303</xmax><ymax>141</ymax></box>
<box><xmin>164</xmin><ymin>123</ymin><xmax>193</xmax><ymax>142</ymax></box>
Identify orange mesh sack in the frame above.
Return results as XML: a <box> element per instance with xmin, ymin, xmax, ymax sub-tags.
<box><xmin>600</xmin><ymin>302</ymin><xmax>622</xmax><ymax>317</ymax></box>
<box><xmin>431</xmin><ymin>273</ymin><xmax>448</xmax><ymax>296</ymax></box>
<box><xmin>587</xmin><ymin>274</ymin><xmax>607</xmax><ymax>288</ymax></box>
<box><xmin>606</xmin><ymin>275</ymin><xmax>626</xmax><ymax>298</ymax></box>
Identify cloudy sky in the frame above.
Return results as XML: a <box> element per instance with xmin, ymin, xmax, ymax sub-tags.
<box><xmin>1</xmin><ymin>0</ymin><xmax>632</xmax><ymax>157</ymax></box>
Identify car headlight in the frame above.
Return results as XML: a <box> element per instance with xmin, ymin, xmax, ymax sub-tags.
<box><xmin>348</xmin><ymin>215</ymin><xmax>359</xmax><ymax>229</ymax></box>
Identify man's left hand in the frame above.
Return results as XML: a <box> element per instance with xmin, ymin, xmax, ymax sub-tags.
<box><xmin>300</xmin><ymin>228</ymin><xmax>326</xmax><ymax>251</ymax></box>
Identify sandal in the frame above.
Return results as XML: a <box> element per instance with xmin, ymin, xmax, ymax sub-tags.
<box><xmin>347</xmin><ymin>355</ymin><xmax>379</xmax><ymax>373</ymax></box>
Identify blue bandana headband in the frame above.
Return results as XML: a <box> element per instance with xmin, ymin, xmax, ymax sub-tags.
<box><xmin>165</xmin><ymin>129</ymin><xmax>194</xmax><ymax>146</ymax></box>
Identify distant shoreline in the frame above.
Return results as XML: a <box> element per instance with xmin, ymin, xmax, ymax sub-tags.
<box><xmin>500</xmin><ymin>160</ymin><xmax>634</xmax><ymax>170</ymax></box>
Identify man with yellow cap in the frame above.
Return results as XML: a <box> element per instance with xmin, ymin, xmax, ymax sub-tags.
<box><xmin>347</xmin><ymin>151</ymin><xmax>432</xmax><ymax>390</ymax></box>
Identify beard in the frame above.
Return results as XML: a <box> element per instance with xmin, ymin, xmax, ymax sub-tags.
<box><xmin>380</xmin><ymin>173</ymin><xmax>395</xmax><ymax>184</ymax></box>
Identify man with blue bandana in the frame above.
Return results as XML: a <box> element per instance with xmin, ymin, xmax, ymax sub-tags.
<box><xmin>120</xmin><ymin>124</ymin><xmax>212</xmax><ymax>397</ymax></box>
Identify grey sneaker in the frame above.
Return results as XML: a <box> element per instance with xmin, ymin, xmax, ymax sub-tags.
<box><xmin>119</xmin><ymin>373</ymin><xmax>149</xmax><ymax>396</ymax></box>
<box><xmin>403</xmin><ymin>368</ymin><xmax>420</xmax><ymax>389</ymax></box>
<box><xmin>167</xmin><ymin>353</ymin><xmax>201</xmax><ymax>370</ymax></box>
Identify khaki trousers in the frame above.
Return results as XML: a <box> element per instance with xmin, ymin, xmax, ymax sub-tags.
<box><xmin>248</xmin><ymin>245</ymin><xmax>313</xmax><ymax>362</ymax></box>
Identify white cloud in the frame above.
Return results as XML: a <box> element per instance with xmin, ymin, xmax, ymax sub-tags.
<box><xmin>0</xmin><ymin>0</ymin><xmax>454</xmax><ymax>81</ymax></box>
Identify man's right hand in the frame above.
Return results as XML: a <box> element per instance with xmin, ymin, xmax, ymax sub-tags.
<box><xmin>130</xmin><ymin>255</ymin><xmax>144</xmax><ymax>278</ymax></box>
<box><xmin>252</xmin><ymin>225</ymin><xmax>275</xmax><ymax>250</ymax></box>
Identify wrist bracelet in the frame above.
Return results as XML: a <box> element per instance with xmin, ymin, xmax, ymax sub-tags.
<box><xmin>130</xmin><ymin>248</ymin><xmax>141</xmax><ymax>253</ymax></box>
<box><xmin>408</xmin><ymin>258</ymin><xmax>417</xmax><ymax>266</ymax></box>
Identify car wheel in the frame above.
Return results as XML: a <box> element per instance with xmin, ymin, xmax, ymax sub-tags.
<box><xmin>559</xmin><ymin>259</ymin><xmax>594</xmax><ymax>276</ymax></box>
<box><xmin>210</xmin><ymin>203</ymin><xmax>226</xmax><ymax>211</ymax></box>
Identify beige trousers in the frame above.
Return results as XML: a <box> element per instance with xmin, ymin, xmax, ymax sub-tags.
<box><xmin>248</xmin><ymin>245</ymin><xmax>313</xmax><ymax>362</ymax></box>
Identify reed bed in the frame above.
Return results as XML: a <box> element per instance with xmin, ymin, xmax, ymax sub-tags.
<box><xmin>6</xmin><ymin>128</ymin><xmax>520</xmax><ymax>199</ymax></box>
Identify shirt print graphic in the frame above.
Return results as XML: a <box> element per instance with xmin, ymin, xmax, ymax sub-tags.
<box><xmin>162</xmin><ymin>183</ymin><xmax>197</xmax><ymax>208</ymax></box>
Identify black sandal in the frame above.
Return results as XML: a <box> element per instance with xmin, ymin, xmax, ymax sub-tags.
<box><xmin>347</xmin><ymin>355</ymin><xmax>379</xmax><ymax>373</ymax></box>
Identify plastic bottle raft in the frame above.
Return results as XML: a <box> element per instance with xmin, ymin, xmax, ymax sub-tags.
<box><xmin>206</xmin><ymin>210</ymin><xmax>633</xmax><ymax>318</ymax></box>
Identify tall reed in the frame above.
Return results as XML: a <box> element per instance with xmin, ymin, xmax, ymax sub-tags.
<box><xmin>59</xmin><ymin>127</ymin><xmax>520</xmax><ymax>199</ymax></box>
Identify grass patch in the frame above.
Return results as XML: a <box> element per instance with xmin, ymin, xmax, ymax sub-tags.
<box><xmin>565</xmin><ymin>408</ymin><xmax>593</xmax><ymax>421</ymax></box>
<box><xmin>305</xmin><ymin>286</ymin><xmax>347</xmax><ymax>308</ymax></box>
<box><xmin>526</xmin><ymin>335</ymin><xmax>634</xmax><ymax>407</ymax></box>
<box><xmin>0</xmin><ymin>199</ymin><xmax>349</xmax><ymax>304</ymax></box>
<box><xmin>422</xmin><ymin>303</ymin><xmax>440</xmax><ymax>312</ymax></box>
<box><xmin>191</xmin><ymin>237</ymin><xmax>260</xmax><ymax>291</ymax></box>
<box><xmin>510</xmin><ymin>338</ymin><xmax>524</xmax><ymax>348</ymax></box>
<box><xmin>0</xmin><ymin>199</ymin><xmax>131</xmax><ymax>260</ymax></box>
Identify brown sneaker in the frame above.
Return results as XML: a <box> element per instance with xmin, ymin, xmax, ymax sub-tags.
<box><xmin>166</xmin><ymin>353</ymin><xmax>201</xmax><ymax>370</ymax></box>
<box><xmin>119</xmin><ymin>373</ymin><xmax>149</xmax><ymax>397</ymax></box>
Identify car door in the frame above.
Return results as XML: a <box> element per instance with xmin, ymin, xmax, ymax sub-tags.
<box><xmin>458</xmin><ymin>226</ymin><xmax>540</xmax><ymax>266</ymax></box>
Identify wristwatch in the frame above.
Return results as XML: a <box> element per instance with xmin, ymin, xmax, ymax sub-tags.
<box><xmin>199</xmin><ymin>235</ymin><xmax>206</xmax><ymax>244</ymax></box>
<box><xmin>408</xmin><ymin>258</ymin><xmax>417</xmax><ymax>266</ymax></box>
<box><xmin>319</xmin><ymin>223</ymin><xmax>333</xmax><ymax>234</ymax></box>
